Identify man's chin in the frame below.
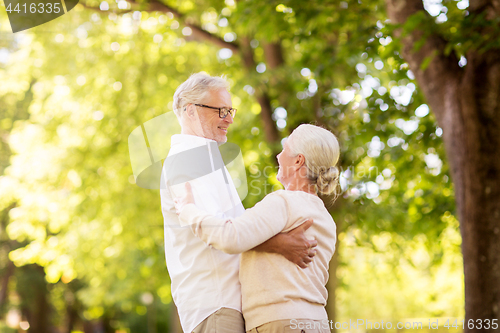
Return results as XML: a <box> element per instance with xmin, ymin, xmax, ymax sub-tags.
<box><xmin>216</xmin><ymin>135</ymin><xmax>228</xmax><ymax>143</ymax></box>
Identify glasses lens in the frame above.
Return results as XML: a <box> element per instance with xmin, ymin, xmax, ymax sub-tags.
<box><xmin>218</xmin><ymin>108</ymin><xmax>229</xmax><ymax>118</ymax></box>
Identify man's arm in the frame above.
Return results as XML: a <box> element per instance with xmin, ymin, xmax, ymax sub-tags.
<box><xmin>252</xmin><ymin>219</ymin><xmax>317</xmax><ymax>269</ymax></box>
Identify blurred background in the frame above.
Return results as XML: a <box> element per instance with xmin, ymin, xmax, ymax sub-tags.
<box><xmin>1</xmin><ymin>0</ymin><xmax>486</xmax><ymax>332</ymax></box>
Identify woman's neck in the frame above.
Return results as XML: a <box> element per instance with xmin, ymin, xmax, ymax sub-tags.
<box><xmin>284</xmin><ymin>178</ymin><xmax>317</xmax><ymax>196</ymax></box>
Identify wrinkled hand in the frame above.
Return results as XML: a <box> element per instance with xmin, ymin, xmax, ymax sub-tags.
<box><xmin>280</xmin><ymin>219</ymin><xmax>317</xmax><ymax>268</ymax></box>
<box><xmin>173</xmin><ymin>182</ymin><xmax>194</xmax><ymax>215</ymax></box>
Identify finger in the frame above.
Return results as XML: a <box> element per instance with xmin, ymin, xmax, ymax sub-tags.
<box><xmin>303</xmin><ymin>256</ymin><xmax>312</xmax><ymax>264</ymax></box>
<box><xmin>297</xmin><ymin>262</ymin><xmax>307</xmax><ymax>269</ymax></box>
<box><xmin>299</xmin><ymin>218</ymin><xmax>314</xmax><ymax>231</ymax></box>
<box><xmin>308</xmin><ymin>251</ymin><xmax>316</xmax><ymax>258</ymax></box>
<box><xmin>185</xmin><ymin>182</ymin><xmax>192</xmax><ymax>194</ymax></box>
<box><xmin>307</xmin><ymin>238</ymin><xmax>318</xmax><ymax>248</ymax></box>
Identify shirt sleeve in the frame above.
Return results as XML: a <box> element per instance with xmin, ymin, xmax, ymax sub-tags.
<box><xmin>170</xmin><ymin>177</ymin><xmax>223</xmax><ymax>217</ymax></box>
<box><xmin>163</xmin><ymin>144</ymin><xmax>231</xmax><ymax>220</ymax></box>
<box><xmin>178</xmin><ymin>192</ymin><xmax>289</xmax><ymax>254</ymax></box>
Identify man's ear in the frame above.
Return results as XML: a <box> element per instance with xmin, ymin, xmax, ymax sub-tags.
<box><xmin>185</xmin><ymin>104</ymin><xmax>196</xmax><ymax>118</ymax></box>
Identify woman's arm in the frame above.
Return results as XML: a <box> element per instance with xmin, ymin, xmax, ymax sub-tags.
<box><xmin>177</xmin><ymin>186</ymin><xmax>289</xmax><ymax>254</ymax></box>
<box><xmin>252</xmin><ymin>219</ymin><xmax>317</xmax><ymax>268</ymax></box>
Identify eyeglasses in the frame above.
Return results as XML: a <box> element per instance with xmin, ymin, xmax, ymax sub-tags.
<box><xmin>194</xmin><ymin>104</ymin><xmax>237</xmax><ymax>119</ymax></box>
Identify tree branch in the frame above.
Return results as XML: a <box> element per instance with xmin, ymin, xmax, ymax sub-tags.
<box><xmin>468</xmin><ymin>0</ymin><xmax>500</xmax><ymax>21</ymax></box>
<box><xmin>82</xmin><ymin>0</ymin><xmax>240</xmax><ymax>52</ymax></box>
<box><xmin>468</xmin><ymin>0</ymin><xmax>498</xmax><ymax>13</ymax></box>
<box><xmin>132</xmin><ymin>0</ymin><xmax>240</xmax><ymax>52</ymax></box>
<box><xmin>80</xmin><ymin>2</ymin><xmax>133</xmax><ymax>14</ymax></box>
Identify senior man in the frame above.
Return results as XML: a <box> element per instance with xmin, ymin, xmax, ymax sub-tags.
<box><xmin>160</xmin><ymin>73</ymin><xmax>316</xmax><ymax>333</ymax></box>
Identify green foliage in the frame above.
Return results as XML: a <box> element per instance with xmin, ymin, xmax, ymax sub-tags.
<box><xmin>0</xmin><ymin>0</ymin><xmax>475</xmax><ymax>330</ymax></box>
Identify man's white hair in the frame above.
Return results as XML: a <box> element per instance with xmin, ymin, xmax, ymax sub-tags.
<box><xmin>173</xmin><ymin>72</ymin><xmax>229</xmax><ymax>117</ymax></box>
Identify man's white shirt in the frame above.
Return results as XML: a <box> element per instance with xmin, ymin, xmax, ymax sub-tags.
<box><xmin>160</xmin><ymin>134</ymin><xmax>245</xmax><ymax>333</ymax></box>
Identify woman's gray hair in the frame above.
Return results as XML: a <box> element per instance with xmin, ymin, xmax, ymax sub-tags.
<box><xmin>288</xmin><ymin>124</ymin><xmax>341</xmax><ymax>199</ymax></box>
<box><xmin>173</xmin><ymin>72</ymin><xmax>229</xmax><ymax>117</ymax></box>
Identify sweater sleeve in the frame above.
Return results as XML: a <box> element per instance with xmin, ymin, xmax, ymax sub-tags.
<box><xmin>178</xmin><ymin>192</ymin><xmax>289</xmax><ymax>254</ymax></box>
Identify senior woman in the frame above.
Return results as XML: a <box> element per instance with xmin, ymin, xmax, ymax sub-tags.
<box><xmin>175</xmin><ymin>124</ymin><xmax>340</xmax><ymax>333</ymax></box>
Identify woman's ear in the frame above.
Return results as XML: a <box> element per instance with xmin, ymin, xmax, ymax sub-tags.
<box><xmin>295</xmin><ymin>154</ymin><xmax>306</xmax><ymax>169</ymax></box>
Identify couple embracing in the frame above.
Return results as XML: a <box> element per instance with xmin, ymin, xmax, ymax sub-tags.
<box><xmin>160</xmin><ymin>73</ymin><xmax>340</xmax><ymax>333</ymax></box>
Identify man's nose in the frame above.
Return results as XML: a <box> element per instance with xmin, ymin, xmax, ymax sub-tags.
<box><xmin>224</xmin><ymin>113</ymin><xmax>234</xmax><ymax>124</ymax></box>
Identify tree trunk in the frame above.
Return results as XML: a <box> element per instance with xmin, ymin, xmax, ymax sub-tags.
<box><xmin>240</xmin><ymin>37</ymin><xmax>281</xmax><ymax>147</ymax></box>
<box><xmin>0</xmin><ymin>259</ymin><xmax>15</xmax><ymax>314</ymax></box>
<box><xmin>169</xmin><ymin>302</ymin><xmax>182</xmax><ymax>333</ymax></box>
<box><xmin>82</xmin><ymin>320</ymin><xmax>96</xmax><ymax>333</ymax></box>
<box><xmin>326</xmin><ymin>234</ymin><xmax>339</xmax><ymax>333</ymax></box>
<box><xmin>457</xmin><ymin>51</ymin><xmax>500</xmax><ymax>324</ymax></box>
<box><xmin>147</xmin><ymin>301</ymin><xmax>157</xmax><ymax>333</ymax></box>
<box><xmin>64</xmin><ymin>288</ymin><xmax>79</xmax><ymax>333</ymax></box>
<box><xmin>325</xmin><ymin>196</ymin><xmax>346</xmax><ymax>333</ymax></box>
<box><xmin>263</xmin><ymin>42</ymin><xmax>284</xmax><ymax>70</ymax></box>
<box><xmin>18</xmin><ymin>265</ymin><xmax>52</xmax><ymax>333</ymax></box>
<box><xmin>385</xmin><ymin>0</ymin><xmax>500</xmax><ymax>328</ymax></box>
<box><xmin>0</xmin><ymin>203</ymin><xmax>17</xmax><ymax>316</ymax></box>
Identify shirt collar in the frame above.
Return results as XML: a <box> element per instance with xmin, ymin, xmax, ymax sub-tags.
<box><xmin>170</xmin><ymin>134</ymin><xmax>217</xmax><ymax>149</ymax></box>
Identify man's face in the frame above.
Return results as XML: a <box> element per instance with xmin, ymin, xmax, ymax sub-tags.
<box><xmin>196</xmin><ymin>88</ymin><xmax>234</xmax><ymax>143</ymax></box>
